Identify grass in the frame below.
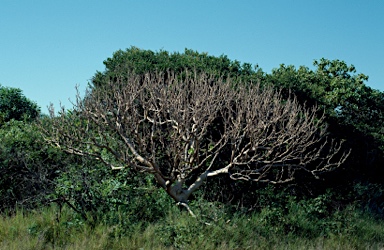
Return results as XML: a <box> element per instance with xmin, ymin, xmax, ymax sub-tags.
<box><xmin>1</xmin><ymin>203</ymin><xmax>384</xmax><ymax>250</ymax></box>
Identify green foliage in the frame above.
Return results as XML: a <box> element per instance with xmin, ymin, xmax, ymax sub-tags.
<box><xmin>0</xmin><ymin>84</ymin><xmax>40</xmax><ymax>125</ymax></box>
<box><xmin>91</xmin><ymin>46</ymin><xmax>264</xmax><ymax>89</ymax></box>
<box><xmin>0</xmin><ymin>86</ymin><xmax>54</xmax><ymax>211</ymax></box>
<box><xmin>268</xmin><ymin>59</ymin><xmax>384</xmax><ymax>143</ymax></box>
<box><xmin>267</xmin><ymin>58</ymin><xmax>384</xmax><ymax>186</ymax></box>
<box><xmin>267</xmin><ymin>59</ymin><xmax>368</xmax><ymax>118</ymax></box>
<box><xmin>352</xmin><ymin>182</ymin><xmax>384</xmax><ymax>215</ymax></box>
<box><xmin>0</xmin><ymin>120</ymin><xmax>62</xmax><ymax>211</ymax></box>
<box><xmin>53</xmin><ymin>155</ymin><xmax>173</xmax><ymax>226</ymax></box>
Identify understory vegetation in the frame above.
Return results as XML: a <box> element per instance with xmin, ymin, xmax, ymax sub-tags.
<box><xmin>1</xmin><ymin>194</ymin><xmax>384</xmax><ymax>249</ymax></box>
<box><xmin>1</xmin><ymin>47</ymin><xmax>384</xmax><ymax>249</ymax></box>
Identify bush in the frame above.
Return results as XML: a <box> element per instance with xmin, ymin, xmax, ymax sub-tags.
<box><xmin>0</xmin><ymin>120</ymin><xmax>62</xmax><ymax>211</ymax></box>
<box><xmin>53</xmin><ymin>156</ymin><xmax>173</xmax><ymax>227</ymax></box>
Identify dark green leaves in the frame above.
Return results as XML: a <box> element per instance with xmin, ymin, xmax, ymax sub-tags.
<box><xmin>0</xmin><ymin>85</ymin><xmax>40</xmax><ymax>125</ymax></box>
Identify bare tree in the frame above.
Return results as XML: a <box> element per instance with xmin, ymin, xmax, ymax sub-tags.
<box><xmin>44</xmin><ymin>71</ymin><xmax>349</xmax><ymax>209</ymax></box>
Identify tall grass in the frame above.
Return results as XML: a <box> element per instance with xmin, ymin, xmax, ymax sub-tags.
<box><xmin>1</xmin><ymin>203</ymin><xmax>383</xmax><ymax>249</ymax></box>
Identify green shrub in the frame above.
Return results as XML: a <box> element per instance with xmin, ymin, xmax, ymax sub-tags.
<box><xmin>0</xmin><ymin>120</ymin><xmax>62</xmax><ymax>211</ymax></box>
<box><xmin>53</xmin><ymin>156</ymin><xmax>173</xmax><ymax>227</ymax></box>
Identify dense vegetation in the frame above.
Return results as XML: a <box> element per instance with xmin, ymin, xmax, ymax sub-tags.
<box><xmin>1</xmin><ymin>47</ymin><xmax>383</xmax><ymax>249</ymax></box>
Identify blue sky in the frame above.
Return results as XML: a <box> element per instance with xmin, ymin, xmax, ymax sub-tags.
<box><xmin>1</xmin><ymin>1</ymin><xmax>383</xmax><ymax>112</ymax></box>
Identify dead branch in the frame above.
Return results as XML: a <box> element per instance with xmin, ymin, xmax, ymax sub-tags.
<box><xmin>43</xmin><ymin>70</ymin><xmax>349</xmax><ymax>204</ymax></box>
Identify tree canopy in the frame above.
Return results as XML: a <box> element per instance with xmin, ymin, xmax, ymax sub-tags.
<box><xmin>266</xmin><ymin>59</ymin><xmax>384</xmax><ymax>181</ymax></box>
<box><xmin>0</xmin><ymin>84</ymin><xmax>40</xmax><ymax>125</ymax></box>
<box><xmin>45</xmin><ymin>69</ymin><xmax>348</xmax><ymax>207</ymax></box>
<box><xmin>91</xmin><ymin>46</ymin><xmax>264</xmax><ymax>90</ymax></box>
